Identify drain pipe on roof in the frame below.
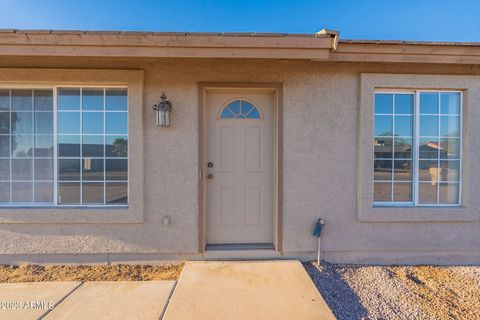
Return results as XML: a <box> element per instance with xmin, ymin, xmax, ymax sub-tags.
<box><xmin>316</xmin><ymin>29</ymin><xmax>340</xmax><ymax>51</ymax></box>
<box><xmin>312</xmin><ymin>218</ymin><xmax>325</xmax><ymax>266</ymax></box>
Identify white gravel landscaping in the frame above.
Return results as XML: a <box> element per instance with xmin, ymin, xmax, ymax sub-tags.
<box><xmin>305</xmin><ymin>262</ymin><xmax>480</xmax><ymax>320</ymax></box>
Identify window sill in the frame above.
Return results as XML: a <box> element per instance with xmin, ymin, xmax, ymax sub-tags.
<box><xmin>0</xmin><ymin>206</ymin><xmax>142</xmax><ymax>224</ymax></box>
<box><xmin>358</xmin><ymin>205</ymin><xmax>479</xmax><ymax>222</ymax></box>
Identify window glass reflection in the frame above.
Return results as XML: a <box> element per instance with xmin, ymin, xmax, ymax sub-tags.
<box><xmin>106</xmin><ymin>136</ymin><xmax>127</xmax><ymax>157</ymax></box>
<box><xmin>11</xmin><ymin>90</ymin><xmax>32</xmax><ymax>111</ymax></box>
<box><xmin>34</xmin><ymin>90</ymin><xmax>53</xmax><ymax>111</ymax></box>
<box><xmin>83</xmin><ymin>89</ymin><xmax>104</xmax><ymax>110</ymax></box>
<box><xmin>58</xmin><ymin>89</ymin><xmax>80</xmax><ymax>110</ymax></box>
<box><xmin>106</xmin><ymin>112</ymin><xmax>127</xmax><ymax>134</ymax></box>
<box><xmin>106</xmin><ymin>89</ymin><xmax>127</xmax><ymax>111</ymax></box>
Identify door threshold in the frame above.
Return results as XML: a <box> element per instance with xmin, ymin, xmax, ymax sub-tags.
<box><xmin>206</xmin><ymin>243</ymin><xmax>274</xmax><ymax>251</ymax></box>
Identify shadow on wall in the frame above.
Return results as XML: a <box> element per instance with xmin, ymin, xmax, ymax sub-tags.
<box><xmin>304</xmin><ymin>262</ymin><xmax>369</xmax><ymax>320</ymax></box>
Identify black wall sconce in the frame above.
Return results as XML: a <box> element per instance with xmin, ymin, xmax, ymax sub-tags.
<box><xmin>152</xmin><ymin>93</ymin><xmax>172</xmax><ymax>127</ymax></box>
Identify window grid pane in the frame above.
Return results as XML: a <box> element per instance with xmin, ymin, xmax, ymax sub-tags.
<box><xmin>0</xmin><ymin>90</ymin><xmax>54</xmax><ymax>205</ymax></box>
<box><xmin>374</xmin><ymin>91</ymin><xmax>461</xmax><ymax>206</ymax></box>
<box><xmin>418</xmin><ymin>92</ymin><xmax>461</xmax><ymax>205</ymax></box>
<box><xmin>57</xmin><ymin>87</ymin><xmax>128</xmax><ymax>206</ymax></box>
<box><xmin>374</xmin><ymin>93</ymin><xmax>413</xmax><ymax>203</ymax></box>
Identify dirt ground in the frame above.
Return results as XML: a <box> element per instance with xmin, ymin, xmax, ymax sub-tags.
<box><xmin>305</xmin><ymin>262</ymin><xmax>480</xmax><ymax>320</ymax></box>
<box><xmin>0</xmin><ymin>263</ymin><xmax>184</xmax><ymax>282</ymax></box>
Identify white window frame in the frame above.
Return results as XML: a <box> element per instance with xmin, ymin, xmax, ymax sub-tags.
<box><xmin>0</xmin><ymin>84</ymin><xmax>129</xmax><ymax>208</ymax></box>
<box><xmin>373</xmin><ymin>89</ymin><xmax>463</xmax><ymax>207</ymax></box>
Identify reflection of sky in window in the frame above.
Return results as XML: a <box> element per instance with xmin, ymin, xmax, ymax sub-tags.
<box><xmin>374</xmin><ymin>115</ymin><xmax>392</xmax><ymax>136</ymax></box>
<box><xmin>375</xmin><ymin>94</ymin><xmax>393</xmax><ymax>114</ymax></box>
<box><xmin>58</xmin><ymin>112</ymin><xmax>80</xmax><ymax>134</ymax></box>
<box><xmin>394</xmin><ymin>116</ymin><xmax>412</xmax><ymax>136</ymax></box>
<box><xmin>58</xmin><ymin>89</ymin><xmax>80</xmax><ymax>110</ymax></box>
<box><xmin>394</xmin><ymin>95</ymin><xmax>413</xmax><ymax>114</ymax></box>
<box><xmin>82</xmin><ymin>89</ymin><xmax>104</xmax><ymax>110</ymax></box>
<box><xmin>106</xmin><ymin>112</ymin><xmax>127</xmax><ymax>134</ymax></box>
<box><xmin>420</xmin><ymin>93</ymin><xmax>438</xmax><ymax>114</ymax></box>
<box><xmin>106</xmin><ymin>90</ymin><xmax>128</xmax><ymax>111</ymax></box>
<box><xmin>82</xmin><ymin>112</ymin><xmax>104</xmax><ymax>134</ymax></box>
<box><xmin>420</xmin><ymin>115</ymin><xmax>438</xmax><ymax>136</ymax></box>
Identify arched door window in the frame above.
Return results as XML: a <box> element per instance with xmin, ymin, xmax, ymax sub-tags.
<box><xmin>219</xmin><ymin>99</ymin><xmax>261</xmax><ymax>119</ymax></box>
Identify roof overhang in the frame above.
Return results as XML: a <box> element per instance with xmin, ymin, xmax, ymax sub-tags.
<box><xmin>1</xmin><ymin>29</ymin><xmax>480</xmax><ymax>64</ymax></box>
<box><xmin>328</xmin><ymin>40</ymin><xmax>480</xmax><ymax>64</ymax></box>
<box><xmin>0</xmin><ymin>29</ymin><xmax>338</xmax><ymax>60</ymax></box>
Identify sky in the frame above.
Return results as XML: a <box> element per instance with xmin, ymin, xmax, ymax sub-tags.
<box><xmin>0</xmin><ymin>0</ymin><xmax>479</xmax><ymax>42</ymax></box>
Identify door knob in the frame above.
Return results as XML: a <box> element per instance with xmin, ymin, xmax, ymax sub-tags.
<box><xmin>207</xmin><ymin>173</ymin><xmax>214</xmax><ymax>179</ymax></box>
<box><xmin>208</xmin><ymin>162</ymin><xmax>214</xmax><ymax>168</ymax></box>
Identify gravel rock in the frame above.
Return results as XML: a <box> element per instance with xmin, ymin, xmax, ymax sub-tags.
<box><xmin>304</xmin><ymin>262</ymin><xmax>480</xmax><ymax>320</ymax></box>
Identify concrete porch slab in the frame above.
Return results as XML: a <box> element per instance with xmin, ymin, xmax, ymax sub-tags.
<box><xmin>0</xmin><ymin>281</ymin><xmax>81</xmax><ymax>320</ymax></box>
<box><xmin>45</xmin><ymin>281</ymin><xmax>175</xmax><ymax>320</ymax></box>
<box><xmin>163</xmin><ymin>260</ymin><xmax>335</xmax><ymax>320</ymax></box>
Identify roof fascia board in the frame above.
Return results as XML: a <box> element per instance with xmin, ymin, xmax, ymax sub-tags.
<box><xmin>0</xmin><ymin>32</ymin><xmax>333</xmax><ymax>59</ymax></box>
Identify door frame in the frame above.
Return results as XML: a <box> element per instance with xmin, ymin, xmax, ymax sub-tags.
<box><xmin>198</xmin><ymin>82</ymin><xmax>283</xmax><ymax>252</ymax></box>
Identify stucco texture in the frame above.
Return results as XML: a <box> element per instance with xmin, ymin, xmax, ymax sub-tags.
<box><xmin>1</xmin><ymin>57</ymin><xmax>480</xmax><ymax>264</ymax></box>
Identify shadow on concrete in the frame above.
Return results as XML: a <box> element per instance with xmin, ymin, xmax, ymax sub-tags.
<box><xmin>304</xmin><ymin>262</ymin><xmax>370</xmax><ymax>320</ymax></box>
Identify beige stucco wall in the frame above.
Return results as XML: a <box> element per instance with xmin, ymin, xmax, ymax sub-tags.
<box><xmin>1</xmin><ymin>56</ymin><xmax>480</xmax><ymax>264</ymax></box>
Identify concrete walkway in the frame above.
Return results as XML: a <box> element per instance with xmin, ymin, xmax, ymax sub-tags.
<box><xmin>0</xmin><ymin>282</ymin><xmax>81</xmax><ymax>320</ymax></box>
<box><xmin>44</xmin><ymin>281</ymin><xmax>175</xmax><ymax>319</ymax></box>
<box><xmin>0</xmin><ymin>260</ymin><xmax>334</xmax><ymax>320</ymax></box>
<box><xmin>163</xmin><ymin>260</ymin><xmax>335</xmax><ymax>320</ymax></box>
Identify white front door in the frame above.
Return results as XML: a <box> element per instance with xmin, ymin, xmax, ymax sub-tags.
<box><xmin>206</xmin><ymin>91</ymin><xmax>274</xmax><ymax>244</ymax></box>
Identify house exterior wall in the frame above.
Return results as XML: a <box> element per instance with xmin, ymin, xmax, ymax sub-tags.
<box><xmin>0</xmin><ymin>56</ymin><xmax>480</xmax><ymax>264</ymax></box>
